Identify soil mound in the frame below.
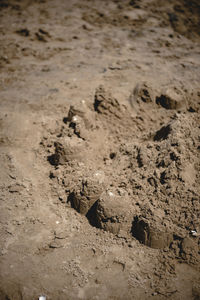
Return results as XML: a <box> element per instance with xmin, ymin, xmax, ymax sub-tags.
<box><xmin>44</xmin><ymin>84</ymin><xmax>200</xmax><ymax>263</ymax></box>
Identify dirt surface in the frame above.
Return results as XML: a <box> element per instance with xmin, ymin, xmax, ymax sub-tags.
<box><xmin>0</xmin><ymin>0</ymin><xmax>200</xmax><ymax>299</ymax></box>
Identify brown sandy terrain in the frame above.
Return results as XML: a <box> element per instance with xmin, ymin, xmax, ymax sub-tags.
<box><xmin>0</xmin><ymin>0</ymin><xmax>200</xmax><ymax>299</ymax></box>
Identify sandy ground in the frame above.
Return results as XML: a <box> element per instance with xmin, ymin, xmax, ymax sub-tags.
<box><xmin>0</xmin><ymin>0</ymin><xmax>200</xmax><ymax>299</ymax></box>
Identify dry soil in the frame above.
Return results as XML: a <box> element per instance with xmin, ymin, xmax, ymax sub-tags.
<box><xmin>0</xmin><ymin>0</ymin><xmax>200</xmax><ymax>299</ymax></box>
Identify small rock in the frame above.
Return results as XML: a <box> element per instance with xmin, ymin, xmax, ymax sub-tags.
<box><xmin>39</xmin><ymin>296</ymin><xmax>46</xmax><ymax>300</ymax></box>
<box><xmin>190</xmin><ymin>230</ymin><xmax>198</xmax><ymax>237</ymax></box>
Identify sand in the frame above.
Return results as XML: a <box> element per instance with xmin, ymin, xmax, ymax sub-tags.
<box><xmin>0</xmin><ymin>0</ymin><xmax>200</xmax><ymax>299</ymax></box>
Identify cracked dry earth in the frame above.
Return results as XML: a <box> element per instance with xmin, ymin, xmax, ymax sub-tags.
<box><xmin>0</xmin><ymin>0</ymin><xmax>200</xmax><ymax>299</ymax></box>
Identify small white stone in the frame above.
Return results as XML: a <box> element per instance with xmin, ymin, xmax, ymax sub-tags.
<box><xmin>93</xmin><ymin>171</ymin><xmax>105</xmax><ymax>183</ymax></box>
<box><xmin>39</xmin><ymin>296</ymin><xmax>46</xmax><ymax>300</ymax></box>
<box><xmin>190</xmin><ymin>230</ymin><xmax>198</xmax><ymax>237</ymax></box>
<box><xmin>94</xmin><ymin>171</ymin><xmax>101</xmax><ymax>176</ymax></box>
<box><xmin>108</xmin><ymin>191</ymin><xmax>114</xmax><ymax>197</ymax></box>
<box><xmin>72</xmin><ymin>115</ymin><xmax>78</xmax><ymax>122</ymax></box>
<box><xmin>56</xmin><ymin>221</ymin><xmax>60</xmax><ymax>224</ymax></box>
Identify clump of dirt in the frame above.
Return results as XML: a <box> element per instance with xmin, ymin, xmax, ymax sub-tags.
<box><xmin>132</xmin><ymin>216</ymin><xmax>173</xmax><ymax>249</ymax></box>
<box><xmin>131</xmin><ymin>82</ymin><xmax>155</xmax><ymax>104</ymax></box>
<box><xmin>89</xmin><ymin>189</ymin><xmax>133</xmax><ymax>235</ymax></box>
<box><xmin>70</xmin><ymin>170</ymin><xmax>106</xmax><ymax>215</ymax></box>
<box><xmin>94</xmin><ymin>85</ymin><xmax>123</xmax><ymax>118</ymax></box>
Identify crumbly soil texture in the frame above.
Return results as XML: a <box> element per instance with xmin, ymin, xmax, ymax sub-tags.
<box><xmin>0</xmin><ymin>0</ymin><xmax>200</xmax><ymax>299</ymax></box>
